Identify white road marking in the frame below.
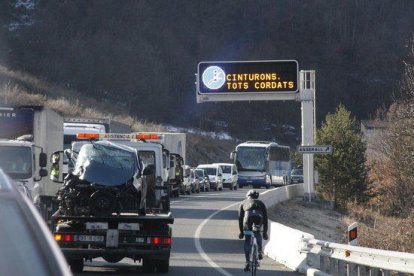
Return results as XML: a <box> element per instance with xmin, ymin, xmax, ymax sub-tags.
<box><xmin>194</xmin><ymin>201</ymin><xmax>240</xmax><ymax>276</ymax></box>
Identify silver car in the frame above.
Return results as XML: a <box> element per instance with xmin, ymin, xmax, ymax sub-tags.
<box><xmin>0</xmin><ymin>168</ymin><xmax>71</xmax><ymax>276</ymax></box>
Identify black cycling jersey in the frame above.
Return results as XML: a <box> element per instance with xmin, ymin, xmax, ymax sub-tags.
<box><xmin>238</xmin><ymin>198</ymin><xmax>268</xmax><ymax>235</ymax></box>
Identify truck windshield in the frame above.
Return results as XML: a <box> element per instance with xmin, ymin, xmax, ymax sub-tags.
<box><xmin>236</xmin><ymin>147</ymin><xmax>266</xmax><ymax>172</ymax></box>
<box><xmin>221</xmin><ymin>165</ymin><xmax>232</xmax><ymax>174</ymax></box>
<box><xmin>0</xmin><ymin>146</ymin><xmax>32</xmax><ymax>179</ymax></box>
<box><xmin>74</xmin><ymin>143</ymin><xmax>137</xmax><ymax>186</ymax></box>
<box><xmin>195</xmin><ymin>170</ymin><xmax>204</xmax><ymax>178</ymax></box>
<box><xmin>202</xmin><ymin>168</ymin><xmax>217</xmax><ymax>175</ymax></box>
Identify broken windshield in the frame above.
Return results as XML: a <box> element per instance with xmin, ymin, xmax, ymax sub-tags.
<box><xmin>74</xmin><ymin>143</ymin><xmax>137</xmax><ymax>186</ymax></box>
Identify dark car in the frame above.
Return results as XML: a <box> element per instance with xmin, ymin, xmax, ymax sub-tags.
<box><xmin>0</xmin><ymin>168</ymin><xmax>71</xmax><ymax>276</ymax></box>
<box><xmin>290</xmin><ymin>168</ymin><xmax>304</xmax><ymax>183</ymax></box>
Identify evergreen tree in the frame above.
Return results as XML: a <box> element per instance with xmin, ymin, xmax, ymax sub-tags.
<box><xmin>315</xmin><ymin>104</ymin><xmax>368</xmax><ymax>209</ymax></box>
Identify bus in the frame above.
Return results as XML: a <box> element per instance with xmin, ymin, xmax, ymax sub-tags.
<box><xmin>230</xmin><ymin>141</ymin><xmax>291</xmax><ymax>188</ymax></box>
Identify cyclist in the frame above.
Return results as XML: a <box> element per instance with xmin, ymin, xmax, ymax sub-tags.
<box><xmin>238</xmin><ymin>189</ymin><xmax>269</xmax><ymax>272</ymax></box>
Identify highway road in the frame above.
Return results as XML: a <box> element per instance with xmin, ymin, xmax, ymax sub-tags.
<box><xmin>77</xmin><ymin>189</ymin><xmax>301</xmax><ymax>275</ymax></box>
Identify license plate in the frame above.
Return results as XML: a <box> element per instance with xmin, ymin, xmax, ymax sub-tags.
<box><xmin>86</xmin><ymin>222</ymin><xmax>108</xmax><ymax>230</ymax></box>
<box><xmin>118</xmin><ymin>223</ymin><xmax>140</xmax><ymax>230</ymax></box>
<box><xmin>76</xmin><ymin>235</ymin><xmax>104</xmax><ymax>242</ymax></box>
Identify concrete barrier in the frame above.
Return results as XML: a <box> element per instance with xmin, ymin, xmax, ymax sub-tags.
<box><xmin>259</xmin><ymin>184</ymin><xmax>304</xmax><ymax>208</ymax></box>
<box><xmin>264</xmin><ymin>221</ymin><xmax>314</xmax><ymax>273</ymax></box>
<box><xmin>258</xmin><ymin>184</ymin><xmax>314</xmax><ymax>273</ymax></box>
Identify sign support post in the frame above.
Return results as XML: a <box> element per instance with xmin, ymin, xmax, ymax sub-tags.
<box><xmin>299</xmin><ymin>71</ymin><xmax>316</xmax><ymax>202</ymax></box>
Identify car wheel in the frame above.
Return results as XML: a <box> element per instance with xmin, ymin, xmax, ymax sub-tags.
<box><xmin>156</xmin><ymin>260</ymin><xmax>169</xmax><ymax>273</ymax></box>
<box><xmin>143</xmin><ymin>259</ymin><xmax>156</xmax><ymax>273</ymax></box>
<box><xmin>69</xmin><ymin>259</ymin><xmax>84</xmax><ymax>273</ymax></box>
<box><xmin>234</xmin><ymin>184</ymin><xmax>238</xmax><ymax>190</ymax></box>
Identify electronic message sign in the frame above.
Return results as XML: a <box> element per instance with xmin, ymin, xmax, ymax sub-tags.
<box><xmin>197</xmin><ymin>60</ymin><xmax>298</xmax><ymax>95</ymax></box>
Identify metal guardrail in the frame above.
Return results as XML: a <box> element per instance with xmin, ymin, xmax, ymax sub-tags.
<box><xmin>302</xmin><ymin>238</ymin><xmax>414</xmax><ymax>276</ymax></box>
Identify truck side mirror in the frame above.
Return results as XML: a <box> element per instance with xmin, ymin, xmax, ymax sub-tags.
<box><xmin>39</xmin><ymin>152</ymin><xmax>47</xmax><ymax>168</ymax></box>
<box><xmin>39</xmin><ymin>168</ymin><xmax>48</xmax><ymax>177</ymax></box>
<box><xmin>230</xmin><ymin>151</ymin><xmax>236</xmax><ymax>160</ymax></box>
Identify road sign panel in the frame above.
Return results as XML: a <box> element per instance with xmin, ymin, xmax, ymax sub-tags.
<box><xmin>297</xmin><ymin>145</ymin><xmax>333</xmax><ymax>154</ymax></box>
<box><xmin>197</xmin><ymin>60</ymin><xmax>299</xmax><ymax>95</ymax></box>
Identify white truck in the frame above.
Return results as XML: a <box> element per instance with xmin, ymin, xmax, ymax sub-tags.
<box><xmin>136</xmin><ymin>132</ymin><xmax>186</xmax><ymax>197</ymax></box>
<box><xmin>0</xmin><ymin>105</ymin><xmax>63</xmax><ymax>222</ymax></box>
<box><xmin>63</xmin><ymin>117</ymin><xmax>131</xmax><ymax>176</ymax></box>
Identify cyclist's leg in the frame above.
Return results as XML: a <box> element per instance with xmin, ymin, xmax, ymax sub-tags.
<box><xmin>244</xmin><ymin>235</ymin><xmax>252</xmax><ymax>262</ymax></box>
<box><xmin>255</xmin><ymin>232</ymin><xmax>263</xmax><ymax>259</ymax></box>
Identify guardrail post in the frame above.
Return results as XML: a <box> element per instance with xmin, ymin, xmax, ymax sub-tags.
<box><xmin>320</xmin><ymin>256</ymin><xmax>330</xmax><ymax>273</ymax></box>
<box><xmin>382</xmin><ymin>271</ymin><xmax>390</xmax><ymax>276</ymax></box>
<box><xmin>358</xmin><ymin>265</ymin><xmax>370</xmax><ymax>276</ymax></box>
<box><xmin>338</xmin><ymin>260</ymin><xmax>347</xmax><ymax>276</ymax></box>
<box><xmin>329</xmin><ymin>258</ymin><xmax>338</xmax><ymax>275</ymax></box>
<box><xmin>347</xmin><ymin>263</ymin><xmax>357</xmax><ymax>276</ymax></box>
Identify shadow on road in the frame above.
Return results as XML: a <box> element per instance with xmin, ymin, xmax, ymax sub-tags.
<box><xmin>172</xmin><ymin>208</ymin><xmax>238</xmax><ymax>220</ymax></box>
<box><xmin>172</xmin><ymin>236</ymin><xmax>242</xmax><ymax>254</ymax></box>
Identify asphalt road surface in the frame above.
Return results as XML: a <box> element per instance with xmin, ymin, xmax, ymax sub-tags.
<box><xmin>77</xmin><ymin>189</ymin><xmax>301</xmax><ymax>276</ymax></box>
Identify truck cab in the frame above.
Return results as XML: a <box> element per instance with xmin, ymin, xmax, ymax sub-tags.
<box><xmin>0</xmin><ymin>106</ymin><xmax>63</xmax><ymax>225</ymax></box>
<box><xmin>0</xmin><ymin>139</ymin><xmax>48</xmax><ymax>200</ymax></box>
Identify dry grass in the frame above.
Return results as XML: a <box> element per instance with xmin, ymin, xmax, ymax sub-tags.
<box><xmin>0</xmin><ymin>67</ymin><xmax>236</xmax><ymax>165</ymax></box>
<box><xmin>343</xmin><ymin>203</ymin><xmax>414</xmax><ymax>253</ymax></box>
<box><xmin>0</xmin><ymin>82</ymin><xmax>165</xmax><ymax>133</ymax></box>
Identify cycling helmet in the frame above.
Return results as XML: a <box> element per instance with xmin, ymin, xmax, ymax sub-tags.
<box><xmin>246</xmin><ymin>189</ymin><xmax>259</xmax><ymax>199</ymax></box>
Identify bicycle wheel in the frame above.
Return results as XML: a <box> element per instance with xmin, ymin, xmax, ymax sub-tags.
<box><xmin>251</xmin><ymin>243</ymin><xmax>258</xmax><ymax>276</ymax></box>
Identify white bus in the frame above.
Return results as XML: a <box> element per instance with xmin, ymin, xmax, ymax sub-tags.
<box><xmin>230</xmin><ymin>141</ymin><xmax>291</xmax><ymax>188</ymax></box>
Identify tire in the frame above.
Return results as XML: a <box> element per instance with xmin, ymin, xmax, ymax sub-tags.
<box><xmin>156</xmin><ymin>260</ymin><xmax>169</xmax><ymax>273</ymax></box>
<box><xmin>265</xmin><ymin>184</ymin><xmax>270</xmax><ymax>189</ymax></box>
<box><xmin>143</xmin><ymin>259</ymin><xmax>155</xmax><ymax>273</ymax></box>
<box><xmin>251</xmin><ymin>245</ymin><xmax>258</xmax><ymax>276</ymax></box>
<box><xmin>161</xmin><ymin>196</ymin><xmax>170</xmax><ymax>213</ymax></box>
<box><xmin>103</xmin><ymin>256</ymin><xmax>124</xmax><ymax>263</ymax></box>
<box><xmin>214</xmin><ymin>186</ymin><xmax>218</xmax><ymax>191</ymax></box>
<box><xmin>234</xmin><ymin>184</ymin><xmax>238</xmax><ymax>190</ymax></box>
<box><xmin>69</xmin><ymin>259</ymin><xmax>84</xmax><ymax>273</ymax></box>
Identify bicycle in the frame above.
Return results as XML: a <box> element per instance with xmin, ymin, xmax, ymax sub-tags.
<box><xmin>244</xmin><ymin>223</ymin><xmax>261</xmax><ymax>275</ymax></box>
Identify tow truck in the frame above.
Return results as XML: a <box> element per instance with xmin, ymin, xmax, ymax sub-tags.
<box><xmin>50</xmin><ymin>133</ymin><xmax>173</xmax><ymax>273</ymax></box>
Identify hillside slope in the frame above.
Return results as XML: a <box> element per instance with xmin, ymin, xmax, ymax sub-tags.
<box><xmin>1</xmin><ymin>1</ymin><xmax>413</xmax><ymax>132</ymax></box>
<box><xmin>0</xmin><ymin>76</ymin><xmax>237</xmax><ymax>165</ymax></box>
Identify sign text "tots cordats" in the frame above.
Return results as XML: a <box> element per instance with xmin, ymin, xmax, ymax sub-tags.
<box><xmin>197</xmin><ymin>60</ymin><xmax>299</xmax><ymax>94</ymax></box>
